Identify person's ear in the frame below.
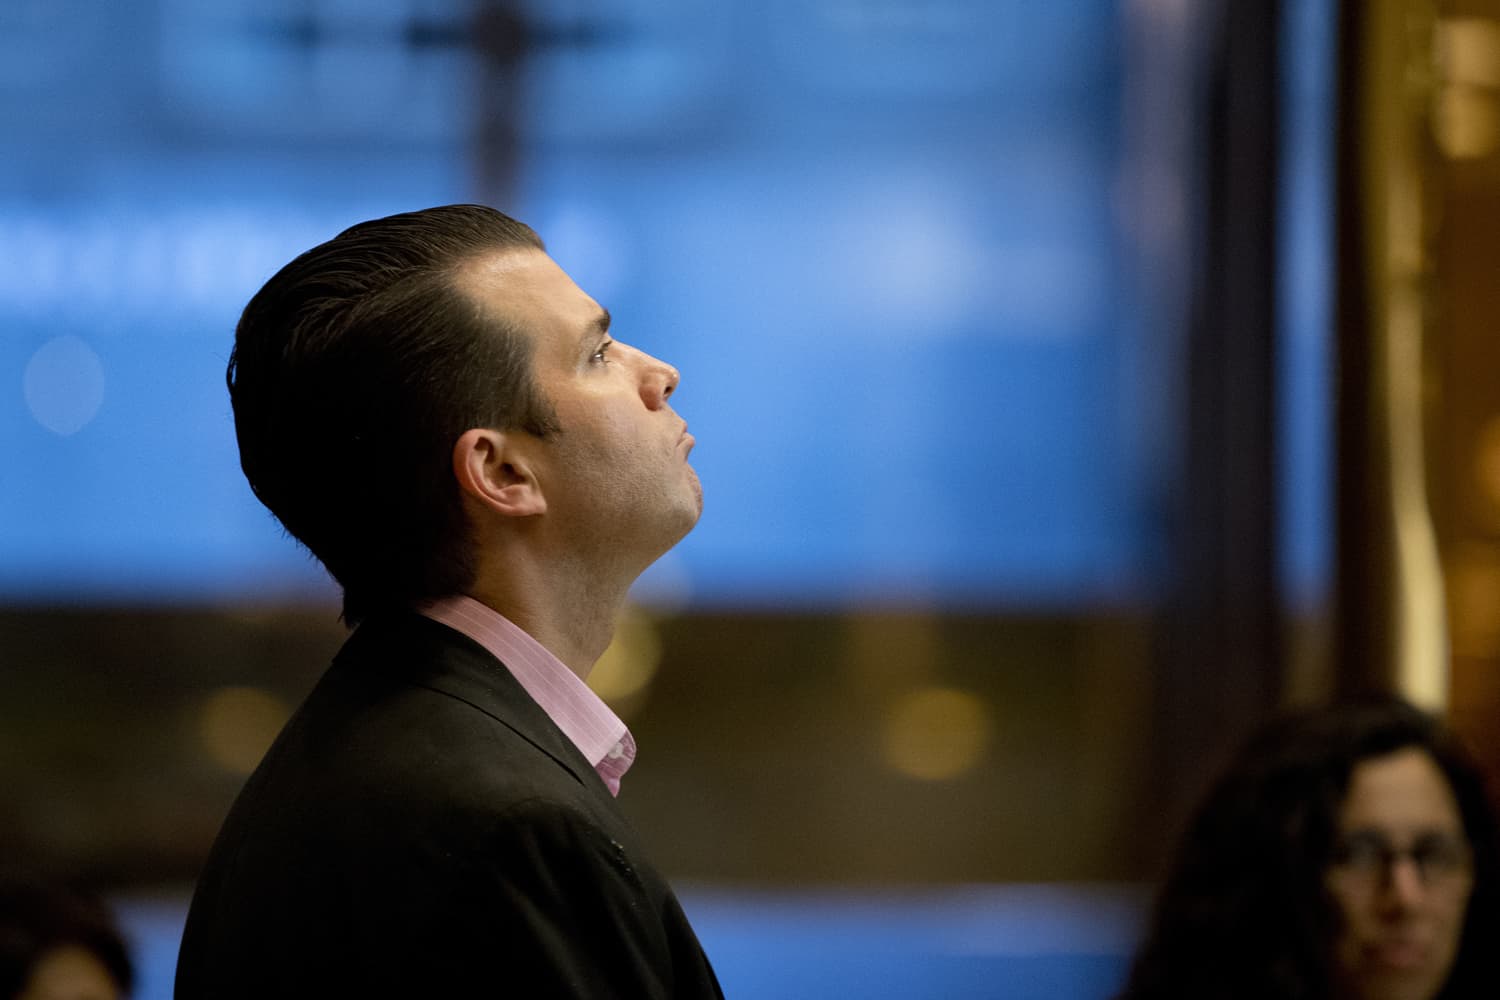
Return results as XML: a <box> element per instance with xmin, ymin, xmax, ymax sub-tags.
<box><xmin>452</xmin><ymin>428</ymin><xmax>547</xmax><ymax>518</ymax></box>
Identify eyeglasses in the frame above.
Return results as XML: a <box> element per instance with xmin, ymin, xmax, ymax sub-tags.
<box><xmin>1328</xmin><ymin>830</ymin><xmax>1473</xmax><ymax>886</ymax></box>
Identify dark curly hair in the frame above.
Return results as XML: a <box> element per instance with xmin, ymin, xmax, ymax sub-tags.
<box><xmin>1118</xmin><ymin>699</ymin><xmax>1500</xmax><ymax>1000</ymax></box>
<box><xmin>227</xmin><ymin>205</ymin><xmax>557</xmax><ymax>625</ymax></box>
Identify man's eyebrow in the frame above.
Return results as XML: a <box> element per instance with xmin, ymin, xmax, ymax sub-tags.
<box><xmin>579</xmin><ymin>307</ymin><xmax>611</xmax><ymax>350</ymax></box>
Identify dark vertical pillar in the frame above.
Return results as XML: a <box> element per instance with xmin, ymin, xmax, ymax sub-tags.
<box><xmin>1147</xmin><ymin>0</ymin><xmax>1285</xmax><ymax>867</ymax></box>
<box><xmin>470</xmin><ymin>1</ymin><xmax>530</xmax><ymax>206</ymax></box>
<box><xmin>1331</xmin><ymin>1</ymin><xmax>1396</xmax><ymax>699</ymax></box>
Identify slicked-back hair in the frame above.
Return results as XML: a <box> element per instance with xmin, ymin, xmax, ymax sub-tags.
<box><xmin>1118</xmin><ymin>699</ymin><xmax>1500</xmax><ymax>1000</ymax></box>
<box><xmin>227</xmin><ymin>204</ymin><xmax>555</xmax><ymax>624</ymax></box>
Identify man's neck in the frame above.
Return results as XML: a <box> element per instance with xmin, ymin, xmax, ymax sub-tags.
<box><xmin>463</xmin><ymin>557</ymin><xmax>629</xmax><ymax>680</ymax></box>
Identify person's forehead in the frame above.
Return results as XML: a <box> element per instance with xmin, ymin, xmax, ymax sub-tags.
<box><xmin>457</xmin><ymin>244</ymin><xmax>547</xmax><ymax>283</ymax></box>
<box><xmin>1340</xmin><ymin>747</ymin><xmax>1463</xmax><ymax>832</ymax></box>
<box><xmin>456</xmin><ymin>246</ymin><xmax>596</xmax><ymax>322</ymax></box>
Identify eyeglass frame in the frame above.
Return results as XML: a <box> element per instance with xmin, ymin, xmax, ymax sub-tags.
<box><xmin>1326</xmin><ymin>829</ymin><xmax>1475</xmax><ymax>888</ymax></box>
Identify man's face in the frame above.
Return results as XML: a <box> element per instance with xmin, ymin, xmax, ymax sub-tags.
<box><xmin>461</xmin><ymin>248</ymin><xmax>702</xmax><ymax>569</ymax></box>
<box><xmin>1324</xmin><ymin>748</ymin><xmax>1474</xmax><ymax>1000</ymax></box>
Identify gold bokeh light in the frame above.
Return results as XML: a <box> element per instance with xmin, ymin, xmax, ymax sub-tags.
<box><xmin>881</xmin><ymin>686</ymin><xmax>992</xmax><ymax>782</ymax></box>
<box><xmin>198</xmin><ymin>686</ymin><xmax>290</xmax><ymax>776</ymax></box>
<box><xmin>588</xmin><ymin>610</ymin><xmax>663</xmax><ymax>712</ymax></box>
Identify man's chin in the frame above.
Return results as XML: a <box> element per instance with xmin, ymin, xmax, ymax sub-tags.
<box><xmin>673</xmin><ymin>503</ymin><xmax>702</xmax><ymax>544</ymax></box>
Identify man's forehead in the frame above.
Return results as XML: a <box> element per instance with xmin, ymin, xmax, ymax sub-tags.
<box><xmin>454</xmin><ymin>245</ymin><xmax>549</xmax><ymax>293</ymax></box>
<box><xmin>456</xmin><ymin>248</ymin><xmax>571</xmax><ymax>306</ymax></box>
<box><xmin>455</xmin><ymin>247</ymin><xmax>605</xmax><ymax>348</ymax></box>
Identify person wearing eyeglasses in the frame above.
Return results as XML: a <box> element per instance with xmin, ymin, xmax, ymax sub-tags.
<box><xmin>1117</xmin><ymin>699</ymin><xmax>1500</xmax><ymax>1000</ymax></box>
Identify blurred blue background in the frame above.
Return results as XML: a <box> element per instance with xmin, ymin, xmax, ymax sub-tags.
<box><xmin>2</xmin><ymin>0</ymin><xmax>1158</xmax><ymax>608</ymax></box>
<box><xmin>1</xmin><ymin>1</ymin><xmax>1337</xmax><ymax>998</ymax></box>
<box><xmin>115</xmin><ymin>885</ymin><xmax>1146</xmax><ymax>1000</ymax></box>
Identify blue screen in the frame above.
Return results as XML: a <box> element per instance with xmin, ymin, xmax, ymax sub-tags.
<box><xmin>1</xmin><ymin>1</ymin><xmax>1162</xmax><ymax>608</ymax></box>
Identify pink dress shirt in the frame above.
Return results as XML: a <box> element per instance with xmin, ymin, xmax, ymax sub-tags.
<box><xmin>417</xmin><ymin>595</ymin><xmax>637</xmax><ymax>796</ymax></box>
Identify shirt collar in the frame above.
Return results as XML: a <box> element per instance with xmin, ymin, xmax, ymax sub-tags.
<box><xmin>416</xmin><ymin>595</ymin><xmax>636</xmax><ymax>796</ymax></box>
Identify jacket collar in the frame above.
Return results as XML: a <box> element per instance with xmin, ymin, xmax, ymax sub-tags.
<box><xmin>336</xmin><ymin>611</ymin><xmax>615</xmax><ymax>803</ymax></box>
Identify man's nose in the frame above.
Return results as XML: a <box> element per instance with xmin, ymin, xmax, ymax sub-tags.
<box><xmin>640</xmin><ymin>353</ymin><xmax>679</xmax><ymax>409</ymax></box>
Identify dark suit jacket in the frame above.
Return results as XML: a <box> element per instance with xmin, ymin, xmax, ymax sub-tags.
<box><xmin>175</xmin><ymin>612</ymin><xmax>723</xmax><ymax>999</ymax></box>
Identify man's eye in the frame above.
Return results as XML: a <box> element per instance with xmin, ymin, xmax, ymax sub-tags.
<box><xmin>591</xmin><ymin>340</ymin><xmax>613</xmax><ymax>363</ymax></box>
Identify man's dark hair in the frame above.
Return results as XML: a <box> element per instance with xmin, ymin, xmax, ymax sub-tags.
<box><xmin>1118</xmin><ymin>698</ymin><xmax>1500</xmax><ymax>1000</ymax></box>
<box><xmin>228</xmin><ymin>204</ymin><xmax>555</xmax><ymax>624</ymax></box>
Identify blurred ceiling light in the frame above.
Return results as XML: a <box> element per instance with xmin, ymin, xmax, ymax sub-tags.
<box><xmin>588</xmin><ymin>610</ymin><xmax>663</xmax><ymax>711</ymax></box>
<box><xmin>198</xmin><ymin>686</ymin><xmax>290</xmax><ymax>776</ymax></box>
<box><xmin>23</xmin><ymin>335</ymin><xmax>105</xmax><ymax>436</ymax></box>
<box><xmin>1435</xmin><ymin>19</ymin><xmax>1500</xmax><ymax>159</ymax></box>
<box><xmin>1438</xmin><ymin>18</ymin><xmax>1500</xmax><ymax>88</ymax></box>
<box><xmin>881</xmin><ymin>685</ymin><xmax>991</xmax><ymax>782</ymax></box>
<box><xmin>1434</xmin><ymin>87</ymin><xmax>1500</xmax><ymax>159</ymax></box>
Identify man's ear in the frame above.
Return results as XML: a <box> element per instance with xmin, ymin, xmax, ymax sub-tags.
<box><xmin>452</xmin><ymin>428</ymin><xmax>547</xmax><ymax>518</ymax></box>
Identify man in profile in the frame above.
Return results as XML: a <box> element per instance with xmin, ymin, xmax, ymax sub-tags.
<box><xmin>175</xmin><ymin>205</ymin><xmax>719</xmax><ymax>998</ymax></box>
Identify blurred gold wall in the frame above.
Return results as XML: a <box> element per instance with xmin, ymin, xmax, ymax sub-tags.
<box><xmin>1335</xmin><ymin>0</ymin><xmax>1500</xmax><ymax>779</ymax></box>
<box><xmin>1429</xmin><ymin>3</ymin><xmax>1500</xmax><ymax>781</ymax></box>
<box><xmin>0</xmin><ymin>607</ymin><xmax>1160</xmax><ymax>887</ymax></box>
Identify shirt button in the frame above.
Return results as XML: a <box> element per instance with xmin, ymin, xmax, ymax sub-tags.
<box><xmin>606</xmin><ymin>742</ymin><xmax>625</xmax><ymax>760</ymax></box>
